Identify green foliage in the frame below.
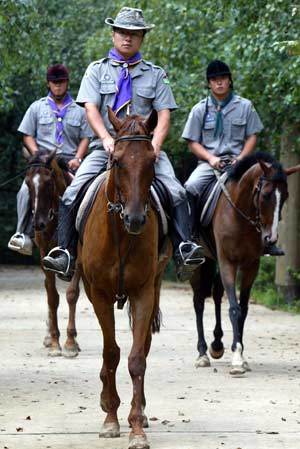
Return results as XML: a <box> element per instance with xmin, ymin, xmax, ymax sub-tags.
<box><xmin>0</xmin><ymin>0</ymin><xmax>299</xmax><ymax>262</ymax></box>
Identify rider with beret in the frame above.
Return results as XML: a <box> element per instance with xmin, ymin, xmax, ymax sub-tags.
<box><xmin>8</xmin><ymin>64</ymin><xmax>91</xmax><ymax>256</ymax></box>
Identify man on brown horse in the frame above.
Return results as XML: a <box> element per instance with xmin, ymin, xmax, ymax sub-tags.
<box><xmin>182</xmin><ymin>60</ymin><xmax>284</xmax><ymax>256</ymax></box>
<box><xmin>43</xmin><ymin>7</ymin><xmax>204</xmax><ymax>281</ymax></box>
<box><xmin>8</xmin><ymin>64</ymin><xmax>91</xmax><ymax>256</ymax></box>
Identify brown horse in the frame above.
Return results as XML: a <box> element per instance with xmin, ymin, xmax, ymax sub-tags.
<box><xmin>77</xmin><ymin>108</ymin><xmax>171</xmax><ymax>449</ymax></box>
<box><xmin>191</xmin><ymin>152</ymin><xmax>300</xmax><ymax>375</ymax></box>
<box><xmin>25</xmin><ymin>149</ymin><xmax>81</xmax><ymax>357</ymax></box>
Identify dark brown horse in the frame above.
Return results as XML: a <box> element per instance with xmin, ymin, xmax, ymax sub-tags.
<box><xmin>77</xmin><ymin>108</ymin><xmax>171</xmax><ymax>449</ymax></box>
<box><xmin>25</xmin><ymin>149</ymin><xmax>81</xmax><ymax>357</ymax></box>
<box><xmin>191</xmin><ymin>153</ymin><xmax>300</xmax><ymax>375</ymax></box>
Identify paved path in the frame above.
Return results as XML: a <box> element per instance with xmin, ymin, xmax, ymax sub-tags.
<box><xmin>0</xmin><ymin>266</ymin><xmax>300</xmax><ymax>449</ymax></box>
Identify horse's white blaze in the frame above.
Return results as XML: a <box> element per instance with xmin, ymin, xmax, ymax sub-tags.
<box><xmin>271</xmin><ymin>189</ymin><xmax>281</xmax><ymax>242</ymax></box>
<box><xmin>232</xmin><ymin>342</ymin><xmax>243</xmax><ymax>366</ymax></box>
<box><xmin>33</xmin><ymin>174</ymin><xmax>40</xmax><ymax>213</ymax></box>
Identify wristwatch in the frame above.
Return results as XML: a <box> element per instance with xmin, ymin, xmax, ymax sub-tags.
<box><xmin>74</xmin><ymin>157</ymin><xmax>82</xmax><ymax>163</ymax></box>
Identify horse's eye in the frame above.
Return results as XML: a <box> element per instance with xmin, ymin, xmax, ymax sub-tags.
<box><xmin>262</xmin><ymin>191</ymin><xmax>272</xmax><ymax>201</ymax></box>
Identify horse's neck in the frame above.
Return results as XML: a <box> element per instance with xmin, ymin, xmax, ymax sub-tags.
<box><xmin>233</xmin><ymin>164</ymin><xmax>261</xmax><ymax>213</ymax></box>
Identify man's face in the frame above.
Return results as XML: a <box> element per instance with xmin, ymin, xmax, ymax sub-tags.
<box><xmin>112</xmin><ymin>28</ymin><xmax>144</xmax><ymax>58</ymax></box>
<box><xmin>47</xmin><ymin>79</ymin><xmax>68</xmax><ymax>101</ymax></box>
<box><xmin>208</xmin><ymin>75</ymin><xmax>231</xmax><ymax>100</ymax></box>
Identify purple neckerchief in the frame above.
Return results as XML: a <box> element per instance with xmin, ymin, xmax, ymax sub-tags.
<box><xmin>47</xmin><ymin>92</ymin><xmax>73</xmax><ymax>145</ymax></box>
<box><xmin>108</xmin><ymin>48</ymin><xmax>142</xmax><ymax>115</ymax></box>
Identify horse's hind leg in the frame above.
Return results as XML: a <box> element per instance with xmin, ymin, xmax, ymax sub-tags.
<box><xmin>238</xmin><ymin>260</ymin><xmax>260</xmax><ymax>372</ymax></box>
<box><xmin>190</xmin><ymin>262</ymin><xmax>213</xmax><ymax>368</ymax></box>
<box><xmin>63</xmin><ymin>266</ymin><xmax>81</xmax><ymax>358</ymax></box>
<box><xmin>43</xmin><ymin>270</ymin><xmax>61</xmax><ymax>356</ymax></box>
<box><xmin>209</xmin><ymin>272</ymin><xmax>225</xmax><ymax>359</ymax></box>
<box><xmin>92</xmin><ymin>292</ymin><xmax>120</xmax><ymax>438</ymax></box>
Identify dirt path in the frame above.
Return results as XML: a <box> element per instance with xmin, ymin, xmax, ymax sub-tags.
<box><xmin>0</xmin><ymin>265</ymin><xmax>300</xmax><ymax>449</ymax></box>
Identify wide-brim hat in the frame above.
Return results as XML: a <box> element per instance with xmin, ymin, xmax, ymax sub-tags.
<box><xmin>105</xmin><ymin>7</ymin><xmax>155</xmax><ymax>31</ymax></box>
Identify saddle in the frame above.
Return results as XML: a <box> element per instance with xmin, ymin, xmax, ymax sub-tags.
<box><xmin>195</xmin><ymin>156</ymin><xmax>233</xmax><ymax>260</ymax></box>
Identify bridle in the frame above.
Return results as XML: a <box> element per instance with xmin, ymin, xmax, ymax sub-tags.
<box><xmin>105</xmin><ymin>134</ymin><xmax>153</xmax><ymax>219</ymax></box>
<box><xmin>217</xmin><ymin>170</ymin><xmax>268</xmax><ymax>233</ymax></box>
<box><xmin>105</xmin><ymin>133</ymin><xmax>153</xmax><ymax>310</ymax></box>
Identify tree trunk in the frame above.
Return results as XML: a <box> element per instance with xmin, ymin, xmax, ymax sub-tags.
<box><xmin>275</xmin><ymin>123</ymin><xmax>300</xmax><ymax>303</ymax></box>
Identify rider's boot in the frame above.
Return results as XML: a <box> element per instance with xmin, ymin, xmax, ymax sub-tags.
<box><xmin>171</xmin><ymin>200</ymin><xmax>205</xmax><ymax>282</ymax></box>
<box><xmin>263</xmin><ymin>242</ymin><xmax>285</xmax><ymax>256</ymax></box>
<box><xmin>186</xmin><ymin>191</ymin><xmax>199</xmax><ymax>238</ymax></box>
<box><xmin>43</xmin><ymin>201</ymin><xmax>77</xmax><ymax>281</ymax></box>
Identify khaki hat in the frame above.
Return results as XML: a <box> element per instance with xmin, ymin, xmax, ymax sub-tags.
<box><xmin>105</xmin><ymin>7</ymin><xmax>155</xmax><ymax>31</ymax></box>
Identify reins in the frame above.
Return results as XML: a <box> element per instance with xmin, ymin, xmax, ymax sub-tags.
<box><xmin>215</xmin><ymin>168</ymin><xmax>264</xmax><ymax>233</ymax></box>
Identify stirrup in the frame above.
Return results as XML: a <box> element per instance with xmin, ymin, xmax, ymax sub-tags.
<box><xmin>178</xmin><ymin>241</ymin><xmax>205</xmax><ymax>266</ymax></box>
<box><xmin>43</xmin><ymin>246</ymin><xmax>72</xmax><ymax>276</ymax></box>
<box><xmin>8</xmin><ymin>233</ymin><xmax>33</xmax><ymax>256</ymax></box>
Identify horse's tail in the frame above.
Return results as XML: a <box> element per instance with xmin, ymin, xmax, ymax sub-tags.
<box><xmin>127</xmin><ymin>300</ymin><xmax>162</xmax><ymax>334</ymax></box>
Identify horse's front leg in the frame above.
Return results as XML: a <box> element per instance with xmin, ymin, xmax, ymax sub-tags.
<box><xmin>43</xmin><ymin>269</ymin><xmax>61</xmax><ymax>356</ymax></box>
<box><xmin>63</xmin><ymin>265</ymin><xmax>81</xmax><ymax>358</ymax></box>
<box><xmin>238</xmin><ymin>259</ymin><xmax>260</xmax><ymax>372</ymax></box>
<box><xmin>210</xmin><ymin>272</ymin><xmax>225</xmax><ymax>360</ymax></box>
<box><xmin>128</xmin><ymin>288</ymin><xmax>154</xmax><ymax>449</ymax></box>
<box><xmin>218</xmin><ymin>259</ymin><xmax>244</xmax><ymax>375</ymax></box>
<box><xmin>91</xmin><ymin>291</ymin><xmax>121</xmax><ymax>438</ymax></box>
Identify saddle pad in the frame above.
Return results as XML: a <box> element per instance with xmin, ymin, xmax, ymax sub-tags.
<box><xmin>76</xmin><ymin>172</ymin><xmax>107</xmax><ymax>240</ymax></box>
<box><xmin>199</xmin><ymin>172</ymin><xmax>228</xmax><ymax>227</ymax></box>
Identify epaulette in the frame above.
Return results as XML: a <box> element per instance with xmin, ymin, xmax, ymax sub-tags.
<box><xmin>89</xmin><ymin>57</ymin><xmax>108</xmax><ymax>67</ymax></box>
<box><xmin>143</xmin><ymin>60</ymin><xmax>163</xmax><ymax>71</ymax></box>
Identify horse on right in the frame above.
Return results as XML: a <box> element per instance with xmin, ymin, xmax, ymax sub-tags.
<box><xmin>191</xmin><ymin>152</ymin><xmax>300</xmax><ymax>375</ymax></box>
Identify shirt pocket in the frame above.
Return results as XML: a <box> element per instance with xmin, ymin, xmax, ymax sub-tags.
<box><xmin>202</xmin><ymin>120</ymin><xmax>215</xmax><ymax>144</ymax></box>
<box><xmin>231</xmin><ymin>118</ymin><xmax>246</xmax><ymax>141</ymax></box>
<box><xmin>100</xmin><ymin>83</ymin><xmax>117</xmax><ymax>95</ymax></box>
<box><xmin>38</xmin><ymin>116</ymin><xmax>54</xmax><ymax>136</ymax></box>
<box><xmin>135</xmin><ymin>87</ymin><xmax>155</xmax><ymax>114</ymax></box>
<box><xmin>65</xmin><ymin>117</ymin><xmax>81</xmax><ymax>141</ymax></box>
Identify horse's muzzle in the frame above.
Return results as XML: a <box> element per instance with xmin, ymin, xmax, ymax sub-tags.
<box><xmin>124</xmin><ymin>213</ymin><xmax>146</xmax><ymax>235</ymax></box>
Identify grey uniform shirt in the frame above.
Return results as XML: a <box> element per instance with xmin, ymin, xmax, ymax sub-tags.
<box><xmin>182</xmin><ymin>94</ymin><xmax>263</xmax><ymax>157</ymax></box>
<box><xmin>76</xmin><ymin>57</ymin><xmax>178</xmax><ymax>148</ymax></box>
<box><xmin>18</xmin><ymin>97</ymin><xmax>92</xmax><ymax>156</ymax></box>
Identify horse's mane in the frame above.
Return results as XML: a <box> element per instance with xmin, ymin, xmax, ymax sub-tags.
<box><xmin>228</xmin><ymin>151</ymin><xmax>286</xmax><ymax>182</ymax></box>
<box><xmin>120</xmin><ymin>115</ymin><xmax>148</xmax><ymax>135</ymax></box>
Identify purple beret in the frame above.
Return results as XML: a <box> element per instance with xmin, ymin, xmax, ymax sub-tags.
<box><xmin>46</xmin><ymin>64</ymin><xmax>69</xmax><ymax>81</ymax></box>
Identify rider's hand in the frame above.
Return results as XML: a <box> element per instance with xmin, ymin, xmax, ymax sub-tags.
<box><xmin>68</xmin><ymin>158</ymin><xmax>81</xmax><ymax>172</ymax></box>
<box><xmin>151</xmin><ymin>140</ymin><xmax>161</xmax><ymax>162</ymax></box>
<box><xmin>208</xmin><ymin>155</ymin><xmax>222</xmax><ymax>169</ymax></box>
<box><xmin>102</xmin><ymin>135</ymin><xmax>115</xmax><ymax>154</ymax></box>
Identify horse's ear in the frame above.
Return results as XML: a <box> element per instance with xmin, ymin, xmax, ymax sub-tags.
<box><xmin>285</xmin><ymin>165</ymin><xmax>300</xmax><ymax>176</ymax></box>
<box><xmin>143</xmin><ymin>109</ymin><xmax>157</xmax><ymax>133</ymax></box>
<box><xmin>107</xmin><ymin>106</ymin><xmax>122</xmax><ymax>131</ymax></box>
<box><xmin>258</xmin><ymin>160</ymin><xmax>272</xmax><ymax>177</ymax></box>
<box><xmin>45</xmin><ymin>149</ymin><xmax>57</xmax><ymax>166</ymax></box>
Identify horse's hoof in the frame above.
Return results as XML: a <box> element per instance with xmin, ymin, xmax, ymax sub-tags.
<box><xmin>230</xmin><ymin>365</ymin><xmax>246</xmax><ymax>376</ymax></box>
<box><xmin>128</xmin><ymin>434</ymin><xmax>150</xmax><ymax>449</ymax></box>
<box><xmin>209</xmin><ymin>345</ymin><xmax>225</xmax><ymax>360</ymax></box>
<box><xmin>242</xmin><ymin>360</ymin><xmax>251</xmax><ymax>372</ymax></box>
<box><xmin>62</xmin><ymin>342</ymin><xmax>80</xmax><ymax>358</ymax></box>
<box><xmin>99</xmin><ymin>422</ymin><xmax>120</xmax><ymax>438</ymax></box>
<box><xmin>48</xmin><ymin>345</ymin><xmax>62</xmax><ymax>357</ymax></box>
<box><xmin>43</xmin><ymin>336</ymin><xmax>52</xmax><ymax>348</ymax></box>
<box><xmin>195</xmin><ymin>354</ymin><xmax>210</xmax><ymax>368</ymax></box>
